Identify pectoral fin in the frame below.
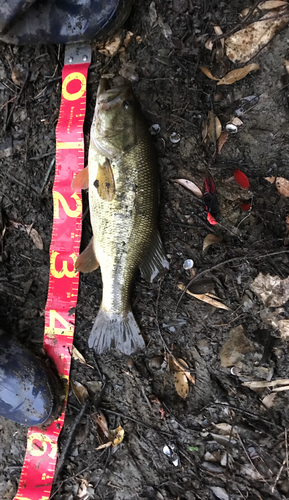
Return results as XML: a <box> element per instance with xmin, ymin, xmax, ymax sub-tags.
<box><xmin>71</xmin><ymin>166</ymin><xmax>89</xmax><ymax>190</ymax></box>
<box><xmin>140</xmin><ymin>231</ymin><xmax>169</xmax><ymax>283</ymax></box>
<box><xmin>94</xmin><ymin>159</ymin><xmax>115</xmax><ymax>201</ymax></box>
<box><xmin>75</xmin><ymin>239</ymin><xmax>99</xmax><ymax>273</ymax></box>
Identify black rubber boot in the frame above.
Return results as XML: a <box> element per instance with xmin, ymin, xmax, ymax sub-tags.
<box><xmin>0</xmin><ymin>0</ymin><xmax>132</xmax><ymax>45</ymax></box>
<box><xmin>0</xmin><ymin>331</ymin><xmax>64</xmax><ymax>427</ymax></box>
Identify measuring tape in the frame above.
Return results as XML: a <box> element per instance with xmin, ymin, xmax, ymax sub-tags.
<box><xmin>14</xmin><ymin>44</ymin><xmax>91</xmax><ymax>500</ymax></box>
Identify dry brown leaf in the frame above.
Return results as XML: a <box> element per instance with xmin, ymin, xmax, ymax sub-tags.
<box><xmin>208</xmin><ymin>110</ymin><xmax>222</xmax><ymax>141</ymax></box>
<box><xmin>231</xmin><ymin>117</ymin><xmax>243</xmax><ymax>126</ymax></box>
<box><xmin>218</xmin><ymin>131</ymin><xmax>229</xmax><ymax>153</ymax></box>
<box><xmin>25</xmin><ymin>225</ymin><xmax>44</xmax><ymax>250</ymax></box>
<box><xmin>123</xmin><ymin>31</ymin><xmax>134</xmax><ymax>47</ymax></box>
<box><xmin>173</xmin><ymin>178</ymin><xmax>202</xmax><ymax>198</ymax></box>
<box><xmin>260</xmin><ymin>0</ymin><xmax>288</xmax><ymax>9</ymax></box>
<box><xmin>72</xmin><ymin>346</ymin><xmax>87</xmax><ymax>364</ymax></box>
<box><xmin>213</xmin><ymin>423</ymin><xmax>238</xmax><ymax>436</ymax></box>
<box><xmin>98</xmin><ymin>35</ymin><xmax>121</xmax><ymax>56</ymax></box>
<box><xmin>70</xmin><ymin>380</ymin><xmax>89</xmax><ymax>404</ymax></box>
<box><xmin>202</xmin><ymin>120</ymin><xmax>208</xmax><ymax>142</ymax></box>
<box><xmin>213</xmin><ymin>25</ymin><xmax>224</xmax><ymax>48</ymax></box>
<box><xmin>110</xmin><ymin>425</ymin><xmax>125</xmax><ymax>446</ymax></box>
<box><xmin>168</xmin><ymin>355</ymin><xmax>195</xmax><ymax>385</ymax></box>
<box><xmin>220</xmin><ymin>325</ymin><xmax>254</xmax><ymax>368</ymax></box>
<box><xmin>275</xmin><ymin>176</ymin><xmax>289</xmax><ymax>196</ymax></box>
<box><xmin>217</xmin><ymin>64</ymin><xmax>260</xmax><ymax>85</ymax></box>
<box><xmin>174</xmin><ymin>371</ymin><xmax>189</xmax><ymax>399</ymax></box>
<box><xmin>203</xmin><ymin>233</ymin><xmax>222</xmax><ymax>251</ymax></box>
<box><xmin>225</xmin><ymin>11</ymin><xmax>289</xmax><ymax>63</ymax></box>
<box><xmin>265</xmin><ymin>176</ymin><xmax>276</xmax><ymax>183</ymax></box>
<box><xmin>251</xmin><ymin>272</ymin><xmax>289</xmax><ymax>307</ymax></box>
<box><xmin>178</xmin><ymin>283</ymin><xmax>229</xmax><ymax>310</ymax></box>
<box><xmin>205</xmin><ymin>39</ymin><xmax>214</xmax><ymax>50</ymax></box>
<box><xmin>285</xmin><ymin>59</ymin><xmax>289</xmax><ymax>73</ymax></box>
<box><xmin>273</xmin><ymin>385</ymin><xmax>289</xmax><ymax>392</ymax></box>
<box><xmin>261</xmin><ymin>392</ymin><xmax>277</xmax><ymax>409</ymax></box>
<box><xmin>243</xmin><ymin>379</ymin><xmax>289</xmax><ymax>389</ymax></box>
<box><xmin>200</xmin><ymin>66</ymin><xmax>220</xmax><ymax>81</ymax></box>
<box><xmin>93</xmin><ymin>412</ymin><xmax>110</xmax><ymax>438</ymax></box>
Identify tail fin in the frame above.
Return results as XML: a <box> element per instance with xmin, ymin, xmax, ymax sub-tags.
<box><xmin>88</xmin><ymin>307</ymin><xmax>145</xmax><ymax>355</ymax></box>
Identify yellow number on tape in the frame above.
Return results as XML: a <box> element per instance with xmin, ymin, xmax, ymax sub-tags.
<box><xmin>50</xmin><ymin>251</ymin><xmax>77</xmax><ymax>278</ymax></box>
<box><xmin>53</xmin><ymin>192</ymin><xmax>82</xmax><ymax>219</ymax></box>
<box><xmin>27</xmin><ymin>433</ymin><xmax>57</xmax><ymax>459</ymax></box>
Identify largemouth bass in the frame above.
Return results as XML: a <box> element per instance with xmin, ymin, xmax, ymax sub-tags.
<box><xmin>72</xmin><ymin>79</ymin><xmax>169</xmax><ymax>355</ymax></box>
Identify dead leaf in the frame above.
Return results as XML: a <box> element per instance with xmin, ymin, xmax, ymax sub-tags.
<box><xmin>25</xmin><ymin>225</ymin><xmax>43</xmax><ymax>250</ymax></box>
<box><xmin>173</xmin><ymin>179</ymin><xmax>202</xmax><ymax>198</ymax></box>
<box><xmin>94</xmin><ymin>412</ymin><xmax>110</xmax><ymax>439</ymax></box>
<box><xmin>265</xmin><ymin>176</ymin><xmax>276</xmax><ymax>183</ymax></box>
<box><xmin>174</xmin><ymin>371</ymin><xmax>189</xmax><ymax>399</ymax></box>
<box><xmin>209</xmin><ymin>487</ymin><xmax>229</xmax><ymax>500</ymax></box>
<box><xmin>208</xmin><ymin>110</ymin><xmax>222</xmax><ymax>141</ymax></box>
<box><xmin>72</xmin><ymin>346</ymin><xmax>87</xmax><ymax>364</ymax></box>
<box><xmin>217</xmin><ymin>64</ymin><xmax>260</xmax><ymax>85</ymax></box>
<box><xmin>285</xmin><ymin>58</ymin><xmax>289</xmax><ymax>73</ymax></box>
<box><xmin>123</xmin><ymin>31</ymin><xmax>134</xmax><ymax>47</ymax></box>
<box><xmin>77</xmin><ymin>479</ymin><xmax>91</xmax><ymax>499</ymax></box>
<box><xmin>205</xmin><ymin>39</ymin><xmax>214</xmax><ymax>50</ymax></box>
<box><xmin>98</xmin><ymin>35</ymin><xmax>121</xmax><ymax>56</ymax></box>
<box><xmin>110</xmin><ymin>425</ymin><xmax>125</xmax><ymax>447</ymax></box>
<box><xmin>220</xmin><ymin>325</ymin><xmax>254</xmax><ymax>368</ymax></box>
<box><xmin>203</xmin><ymin>233</ymin><xmax>222</xmax><ymax>251</ymax></box>
<box><xmin>200</xmin><ymin>66</ymin><xmax>220</xmax><ymax>81</ymax></box>
<box><xmin>202</xmin><ymin>120</ymin><xmax>208</xmax><ymax>142</ymax></box>
<box><xmin>231</xmin><ymin>117</ymin><xmax>243</xmax><ymax>127</ymax></box>
<box><xmin>261</xmin><ymin>392</ymin><xmax>277</xmax><ymax>409</ymax></box>
<box><xmin>218</xmin><ymin>131</ymin><xmax>229</xmax><ymax>153</ymax></box>
<box><xmin>275</xmin><ymin>176</ymin><xmax>289</xmax><ymax>196</ymax></box>
<box><xmin>213</xmin><ymin>423</ymin><xmax>238</xmax><ymax>436</ymax></box>
<box><xmin>178</xmin><ymin>283</ymin><xmax>230</xmax><ymax>310</ymax></box>
<box><xmin>251</xmin><ymin>272</ymin><xmax>289</xmax><ymax>307</ymax></box>
<box><xmin>240</xmin><ymin>464</ymin><xmax>263</xmax><ymax>481</ymax></box>
<box><xmin>260</xmin><ymin>0</ymin><xmax>288</xmax><ymax>9</ymax></box>
<box><xmin>70</xmin><ymin>380</ymin><xmax>89</xmax><ymax>404</ymax></box>
<box><xmin>225</xmin><ymin>10</ymin><xmax>289</xmax><ymax>64</ymax></box>
<box><xmin>243</xmin><ymin>379</ymin><xmax>289</xmax><ymax>389</ymax></box>
<box><xmin>168</xmin><ymin>356</ymin><xmax>195</xmax><ymax>384</ymax></box>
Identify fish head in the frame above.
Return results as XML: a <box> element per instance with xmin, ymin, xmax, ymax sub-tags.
<box><xmin>91</xmin><ymin>79</ymin><xmax>138</xmax><ymax>158</ymax></box>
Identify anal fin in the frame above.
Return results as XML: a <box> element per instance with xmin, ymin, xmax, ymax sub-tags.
<box><xmin>140</xmin><ymin>230</ymin><xmax>169</xmax><ymax>283</ymax></box>
<box><xmin>75</xmin><ymin>239</ymin><xmax>99</xmax><ymax>273</ymax></box>
<box><xmin>71</xmin><ymin>166</ymin><xmax>89</xmax><ymax>191</ymax></box>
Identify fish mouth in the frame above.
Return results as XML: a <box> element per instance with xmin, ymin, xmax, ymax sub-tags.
<box><xmin>96</xmin><ymin>79</ymin><xmax>131</xmax><ymax>111</ymax></box>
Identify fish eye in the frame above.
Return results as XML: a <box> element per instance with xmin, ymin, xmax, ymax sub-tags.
<box><xmin>123</xmin><ymin>100</ymin><xmax>130</xmax><ymax>109</ymax></box>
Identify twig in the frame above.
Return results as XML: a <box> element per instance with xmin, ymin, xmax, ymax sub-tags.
<box><xmin>101</xmin><ymin>407</ymin><xmax>173</xmax><ymax>436</ymax></box>
<box><xmin>54</xmin><ymin>399</ymin><xmax>90</xmax><ymax>480</ymax></box>
<box><xmin>0</xmin><ymin>171</ymin><xmax>39</xmax><ymax>194</ymax></box>
<box><xmin>29</xmin><ymin>151</ymin><xmax>55</xmax><ymax>161</ymax></box>
<box><xmin>176</xmin><ymin>249</ymin><xmax>289</xmax><ymax>309</ymax></box>
<box><xmin>54</xmin><ymin>380</ymin><xmax>106</xmax><ymax>480</ymax></box>
<box><xmin>271</xmin><ymin>457</ymin><xmax>286</xmax><ymax>493</ymax></box>
<box><xmin>40</xmin><ymin>157</ymin><xmax>55</xmax><ymax>194</ymax></box>
<box><xmin>4</xmin><ymin>71</ymin><xmax>30</xmax><ymax>131</ymax></box>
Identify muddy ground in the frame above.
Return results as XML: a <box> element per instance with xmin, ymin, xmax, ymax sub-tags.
<box><xmin>1</xmin><ymin>0</ymin><xmax>289</xmax><ymax>499</ymax></box>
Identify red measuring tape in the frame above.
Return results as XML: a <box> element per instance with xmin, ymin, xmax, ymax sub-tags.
<box><xmin>14</xmin><ymin>44</ymin><xmax>91</xmax><ymax>500</ymax></box>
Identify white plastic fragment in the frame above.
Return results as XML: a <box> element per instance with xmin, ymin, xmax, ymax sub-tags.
<box><xmin>183</xmin><ymin>259</ymin><xmax>194</xmax><ymax>270</ymax></box>
<box><xmin>170</xmin><ymin>132</ymin><xmax>181</xmax><ymax>143</ymax></box>
<box><xmin>149</xmin><ymin>123</ymin><xmax>161</xmax><ymax>135</ymax></box>
<box><xmin>226</xmin><ymin>123</ymin><xmax>238</xmax><ymax>134</ymax></box>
